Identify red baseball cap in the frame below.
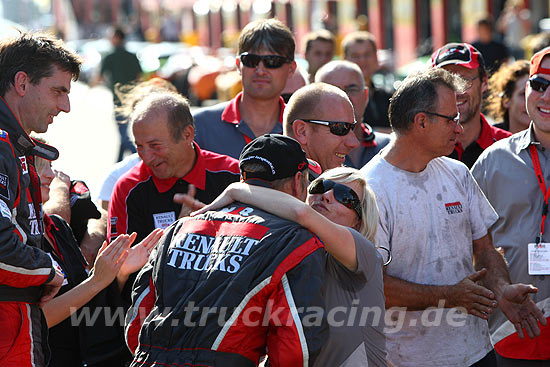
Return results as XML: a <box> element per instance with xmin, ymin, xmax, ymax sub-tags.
<box><xmin>530</xmin><ymin>47</ymin><xmax>550</xmax><ymax>77</ymax></box>
<box><xmin>431</xmin><ymin>43</ymin><xmax>485</xmax><ymax>70</ymax></box>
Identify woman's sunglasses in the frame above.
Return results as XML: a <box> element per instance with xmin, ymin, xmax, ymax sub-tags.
<box><xmin>308</xmin><ymin>179</ymin><xmax>362</xmax><ymax>219</ymax></box>
<box><xmin>239</xmin><ymin>52</ymin><xmax>290</xmax><ymax>69</ymax></box>
<box><xmin>300</xmin><ymin>119</ymin><xmax>356</xmax><ymax>136</ymax></box>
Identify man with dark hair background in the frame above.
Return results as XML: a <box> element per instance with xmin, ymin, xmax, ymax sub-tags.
<box><xmin>96</xmin><ymin>26</ymin><xmax>142</xmax><ymax>162</ymax></box>
<box><xmin>303</xmin><ymin>29</ymin><xmax>335</xmax><ymax>83</ymax></box>
<box><xmin>431</xmin><ymin>42</ymin><xmax>511</xmax><ymax>168</ymax></box>
<box><xmin>193</xmin><ymin>18</ymin><xmax>297</xmax><ymax>159</ymax></box>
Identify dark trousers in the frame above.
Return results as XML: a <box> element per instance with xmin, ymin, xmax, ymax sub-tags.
<box><xmin>496</xmin><ymin>353</ymin><xmax>550</xmax><ymax>367</ymax></box>
<box><xmin>471</xmin><ymin>350</ymin><xmax>497</xmax><ymax>367</ymax></box>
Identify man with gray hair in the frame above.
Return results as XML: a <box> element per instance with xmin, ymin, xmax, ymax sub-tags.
<box><xmin>283</xmin><ymin>82</ymin><xmax>359</xmax><ymax>172</ymax></box>
<box><xmin>315</xmin><ymin>60</ymin><xmax>391</xmax><ymax>168</ymax></box>
<box><xmin>107</xmin><ymin>92</ymin><xmax>240</xmax><ymax>297</ymax></box>
<box><xmin>361</xmin><ymin>68</ymin><xmax>544</xmax><ymax>366</ymax></box>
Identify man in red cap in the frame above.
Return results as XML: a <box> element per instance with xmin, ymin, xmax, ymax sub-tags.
<box><xmin>431</xmin><ymin>42</ymin><xmax>511</xmax><ymax>168</ymax></box>
<box><xmin>472</xmin><ymin>47</ymin><xmax>550</xmax><ymax>366</ymax></box>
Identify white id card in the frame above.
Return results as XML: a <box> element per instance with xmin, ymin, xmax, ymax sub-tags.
<box><xmin>528</xmin><ymin>243</ymin><xmax>550</xmax><ymax>275</ymax></box>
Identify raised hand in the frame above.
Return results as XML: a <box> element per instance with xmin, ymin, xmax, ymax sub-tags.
<box><xmin>119</xmin><ymin>229</ymin><xmax>164</xmax><ymax>277</ymax></box>
<box><xmin>499</xmin><ymin>283</ymin><xmax>546</xmax><ymax>339</ymax></box>
<box><xmin>89</xmin><ymin>234</ymin><xmax>132</xmax><ymax>289</ymax></box>
<box><xmin>174</xmin><ymin>184</ymin><xmax>205</xmax><ymax>218</ymax></box>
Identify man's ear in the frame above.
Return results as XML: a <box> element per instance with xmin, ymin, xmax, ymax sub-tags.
<box><xmin>481</xmin><ymin>74</ymin><xmax>489</xmax><ymax>94</ymax></box>
<box><xmin>291</xmin><ymin>170</ymin><xmax>307</xmax><ymax>202</ymax></box>
<box><xmin>413</xmin><ymin>112</ymin><xmax>427</xmax><ymax>130</ymax></box>
<box><xmin>293</xmin><ymin>119</ymin><xmax>309</xmax><ymax>146</ymax></box>
<box><xmin>182</xmin><ymin>124</ymin><xmax>195</xmax><ymax>142</ymax></box>
<box><xmin>13</xmin><ymin>71</ymin><xmax>29</xmax><ymax>97</ymax></box>
<box><xmin>235</xmin><ymin>56</ymin><xmax>241</xmax><ymax>75</ymax></box>
<box><xmin>287</xmin><ymin>61</ymin><xmax>297</xmax><ymax>80</ymax></box>
<box><xmin>364</xmin><ymin>86</ymin><xmax>370</xmax><ymax>105</ymax></box>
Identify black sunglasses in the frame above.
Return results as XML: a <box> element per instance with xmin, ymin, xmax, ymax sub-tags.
<box><xmin>529</xmin><ymin>76</ymin><xmax>550</xmax><ymax>93</ymax></box>
<box><xmin>308</xmin><ymin>179</ymin><xmax>362</xmax><ymax>219</ymax></box>
<box><xmin>239</xmin><ymin>52</ymin><xmax>290</xmax><ymax>69</ymax></box>
<box><xmin>300</xmin><ymin>119</ymin><xmax>356</xmax><ymax>136</ymax></box>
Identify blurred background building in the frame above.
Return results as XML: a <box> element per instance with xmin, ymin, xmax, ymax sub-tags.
<box><xmin>2</xmin><ymin>0</ymin><xmax>550</xmax><ymax>103</ymax></box>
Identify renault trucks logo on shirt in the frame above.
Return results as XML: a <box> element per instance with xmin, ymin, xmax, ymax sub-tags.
<box><xmin>445</xmin><ymin>201</ymin><xmax>463</xmax><ymax>214</ymax></box>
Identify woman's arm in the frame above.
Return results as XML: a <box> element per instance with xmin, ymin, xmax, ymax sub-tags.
<box><xmin>194</xmin><ymin>183</ymin><xmax>358</xmax><ymax>270</ymax></box>
<box><xmin>42</xmin><ymin>234</ymin><xmax>132</xmax><ymax>328</ymax></box>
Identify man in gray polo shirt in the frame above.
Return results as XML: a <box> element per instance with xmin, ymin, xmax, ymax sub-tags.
<box><xmin>471</xmin><ymin>47</ymin><xmax>550</xmax><ymax>366</ymax></box>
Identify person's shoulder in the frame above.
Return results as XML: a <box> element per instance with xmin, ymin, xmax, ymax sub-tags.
<box><xmin>112</xmin><ymin>161</ymin><xmax>151</xmax><ymax>194</ymax></box>
<box><xmin>193</xmin><ymin>101</ymin><xmax>230</xmax><ymax>119</ymax></box>
<box><xmin>434</xmin><ymin>156</ymin><xmax>470</xmax><ymax>171</ymax></box>
<box><xmin>476</xmin><ymin>131</ymin><xmax>519</xmax><ymax>163</ymax></box>
<box><xmin>200</xmin><ymin>148</ymin><xmax>240</xmax><ymax>174</ymax></box>
<box><xmin>488</xmin><ymin>122</ymin><xmax>513</xmax><ymax>140</ymax></box>
<box><xmin>360</xmin><ymin>154</ymin><xmax>386</xmax><ymax>176</ymax></box>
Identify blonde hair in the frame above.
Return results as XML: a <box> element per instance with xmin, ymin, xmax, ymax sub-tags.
<box><xmin>312</xmin><ymin>166</ymin><xmax>379</xmax><ymax>242</ymax></box>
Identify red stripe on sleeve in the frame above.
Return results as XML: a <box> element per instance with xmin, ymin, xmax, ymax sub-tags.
<box><xmin>126</xmin><ymin>277</ymin><xmax>156</xmax><ymax>355</ymax></box>
<box><xmin>0</xmin><ymin>266</ymin><xmax>51</xmax><ymax>288</ymax></box>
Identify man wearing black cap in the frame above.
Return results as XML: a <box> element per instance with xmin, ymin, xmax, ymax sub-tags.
<box><xmin>431</xmin><ymin>42</ymin><xmax>511</xmax><ymax>168</ymax></box>
<box><xmin>125</xmin><ymin>134</ymin><xmax>327</xmax><ymax>367</ymax></box>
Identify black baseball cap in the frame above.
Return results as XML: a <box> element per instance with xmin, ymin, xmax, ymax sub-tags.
<box><xmin>239</xmin><ymin>134</ymin><xmax>308</xmax><ymax>182</ymax></box>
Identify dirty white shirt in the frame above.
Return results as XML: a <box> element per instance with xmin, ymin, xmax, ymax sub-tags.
<box><xmin>361</xmin><ymin>155</ymin><xmax>497</xmax><ymax>367</ymax></box>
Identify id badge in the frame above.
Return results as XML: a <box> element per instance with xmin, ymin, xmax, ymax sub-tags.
<box><xmin>528</xmin><ymin>243</ymin><xmax>550</xmax><ymax>275</ymax></box>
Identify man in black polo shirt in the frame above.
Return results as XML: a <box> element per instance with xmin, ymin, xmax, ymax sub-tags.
<box><xmin>431</xmin><ymin>42</ymin><xmax>511</xmax><ymax>168</ymax></box>
<box><xmin>108</xmin><ymin>91</ymin><xmax>240</xmax><ymax>244</ymax></box>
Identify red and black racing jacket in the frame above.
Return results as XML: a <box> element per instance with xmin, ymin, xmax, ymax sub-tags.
<box><xmin>125</xmin><ymin>203</ymin><xmax>327</xmax><ymax>367</ymax></box>
<box><xmin>0</xmin><ymin>96</ymin><xmax>58</xmax><ymax>303</ymax></box>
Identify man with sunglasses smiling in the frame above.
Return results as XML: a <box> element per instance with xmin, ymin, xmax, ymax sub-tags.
<box><xmin>283</xmin><ymin>82</ymin><xmax>360</xmax><ymax>172</ymax></box>
<box><xmin>471</xmin><ymin>47</ymin><xmax>550</xmax><ymax>366</ymax></box>
<box><xmin>362</xmin><ymin>67</ymin><xmax>544</xmax><ymax>367</ymax></box>
<box><xmin>431</xmin><ymin>43</ymin><xmax>511</xmax><ymax>168</ymax></box>
<box><xmin>193</xmin><ymin>19</ymin><xmax>297</xmax><ymax>160</ymax></box>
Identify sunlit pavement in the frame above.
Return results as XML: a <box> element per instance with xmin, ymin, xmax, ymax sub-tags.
<box><xmin>44</xmin><ymin>81</ymin><xmax>119</xmax><ymax>203</ymax></box>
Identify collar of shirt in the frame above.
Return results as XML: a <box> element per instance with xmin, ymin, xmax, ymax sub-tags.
<box><xmin>516</xmin><ymin>122</ymin><xmax>540</xmax><ymax>153</ymax></box>
<box><xmin>221</xmin><ymin>92</ymin><xmax>286</xmax><ymax>126</ymax></box>
<box><xmin>455</xmin><ymin>113</ymin><xmax>511</xmax><ymax>155</ymax></box>
<box><xmin>150</xmin><ymin>141</ymin><xmax>207</xmax><ymax>193</ymax></box>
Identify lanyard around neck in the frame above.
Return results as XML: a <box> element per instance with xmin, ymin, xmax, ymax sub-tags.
<box><xmin>529</xmin><ymin>144</ymin><xmax>550</xmax><ymax>244</ymax></box>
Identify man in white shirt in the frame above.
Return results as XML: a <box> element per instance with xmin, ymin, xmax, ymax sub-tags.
<box><xmin>361</xmin><ymin>67</ymin><xmax>544</xmax><ymax>367</ymax></box>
